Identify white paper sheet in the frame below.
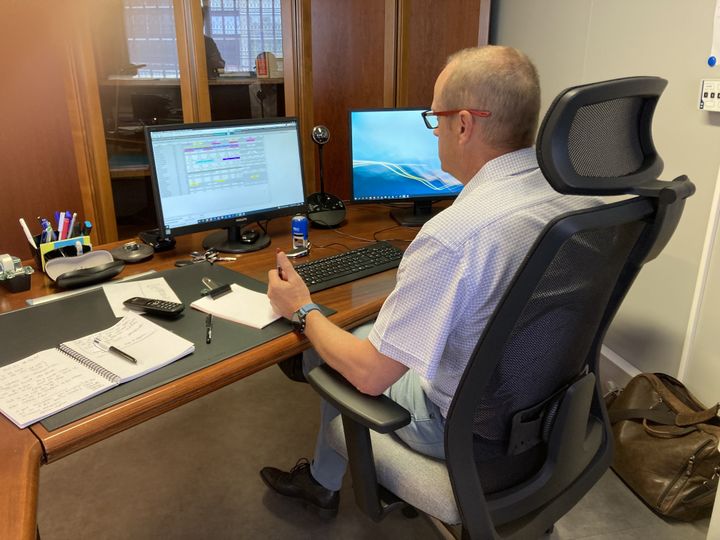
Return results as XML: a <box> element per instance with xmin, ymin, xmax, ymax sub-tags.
<box><xmin>103</xmin><ymin>277</ymin><xmax>182</xmax><ymax>318</ymax></box>
<box><xmin>190</xmin><ymin>283</ymin><xmax>281</xmax><ymax>329</ymax></box>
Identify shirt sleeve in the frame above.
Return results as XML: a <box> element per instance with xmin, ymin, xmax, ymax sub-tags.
<box><xmin>368</xmin><ymin>234</ymin><xmax>470</xmax><ymax>380</ymax></box>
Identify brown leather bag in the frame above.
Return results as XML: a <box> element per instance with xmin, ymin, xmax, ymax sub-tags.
<box><xmin>607</xmin><ymin>372</ymin><xmax>720</xmax><ymax>521</ymax></box>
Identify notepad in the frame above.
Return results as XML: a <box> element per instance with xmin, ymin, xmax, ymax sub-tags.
<box><xmin>0</xmin><ymin>312</ymin><xmax>195</xmax><ymax>428</ymax></box>
<box><xmin>190</xmin><ymin>283</ymin><xmax>281</xmax><ymax>329</ymax></box>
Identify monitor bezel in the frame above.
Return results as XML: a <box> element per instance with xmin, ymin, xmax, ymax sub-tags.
<box><xmin>145</xmin><ymin>117</ymin><xmax>306</xmax><ymax>240</ymax></box>
<box><xmin>348</xmin><ymin>107</ymin><xmax>459</xmax><ymax>205</ymax></box>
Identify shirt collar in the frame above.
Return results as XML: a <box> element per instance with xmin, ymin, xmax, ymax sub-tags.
<box><xmin>457</xmin><ymin>147</ymin><xmax>539</xmax><ymax>201</ymax></box>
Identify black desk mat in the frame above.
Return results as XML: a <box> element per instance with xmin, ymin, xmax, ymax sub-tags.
<box><xmin>0</xmin><ymin>263</ymin><xmax>334</xmax><ymax>431</ymax></box>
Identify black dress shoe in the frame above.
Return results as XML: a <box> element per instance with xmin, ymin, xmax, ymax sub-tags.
<box><xmin>277</xmin><ymin>354</ymin><xmax>307</xmax><ymax>383</ymax></box>
<box><xmin>260</xmin><ymin>458</ymin><xmax>339</xmax><ymax>518</ymax></box>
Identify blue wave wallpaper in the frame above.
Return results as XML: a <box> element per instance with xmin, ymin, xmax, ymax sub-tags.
<box><xmin>350</xmin><ymin>109</ymin><xmax>463</xmax><ymax>201</ymax></box>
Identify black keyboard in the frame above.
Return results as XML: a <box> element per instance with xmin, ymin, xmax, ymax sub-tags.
<box><xmin>295</xmin><ymin>241</ymin><xmax>404</xmax><ymax>292</ymax></box>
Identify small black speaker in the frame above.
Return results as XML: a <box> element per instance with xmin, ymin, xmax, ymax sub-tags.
<box><xmin>306</xmin><ymin>192</ymin><xmax>346</xmax><ymax>228</ymax></box>
<box><xmin>306</xmin><ymin>125</ymin><xmax>346</xmax><ymax>228</ymax></box>
<box><xmin>139</xmin><ymin>229</ymin><xmax>176</xmax><ymax>252</ymax></box>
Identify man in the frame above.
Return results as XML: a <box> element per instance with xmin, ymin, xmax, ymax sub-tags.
<box><xmin>202</xmin><ymin>4</ymin><xmax>225</xmax><ymax>78</ymax></box>
<box><xmin>261</xmin><ymin>45</ymin><xmax>598</xmax><ymax>518</ymax></box>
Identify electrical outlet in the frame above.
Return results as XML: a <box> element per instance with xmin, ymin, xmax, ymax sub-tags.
<box><xmin>699</xmin><ymin>79</ymin><xmax>720</xmax><ymax>112</ymax></box>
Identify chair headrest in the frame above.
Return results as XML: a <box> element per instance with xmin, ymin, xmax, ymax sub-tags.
<box><xmin>536</xmin><ymin>76</ymin><xmax>667</xmax><ymax>196</ymax></box>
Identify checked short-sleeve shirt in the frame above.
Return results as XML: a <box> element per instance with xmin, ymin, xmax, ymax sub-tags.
<box><xmin>367</xmin><ymin>147</ymin><xmax>601</xmax><ymax>418</ymax></box>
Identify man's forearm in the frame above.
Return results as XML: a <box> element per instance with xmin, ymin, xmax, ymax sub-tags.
<box><xmin>303</xmin><ymin>311</ymin><xmax>407</xmax><ymax>395</ymax></box>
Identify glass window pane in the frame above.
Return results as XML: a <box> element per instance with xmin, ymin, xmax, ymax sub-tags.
<box><xmin>124</xmin><ymin>0</ymin><xmax>180</xmax><ymax>78</ymax></box>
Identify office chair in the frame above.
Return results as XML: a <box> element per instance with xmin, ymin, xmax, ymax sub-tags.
<box><xmin>306</xmin><ymin>76</ymin><xmax>695</xmax><ymax>539</ymax></box>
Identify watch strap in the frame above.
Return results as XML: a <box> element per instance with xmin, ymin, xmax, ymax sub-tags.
<box><xmin>293</xmin><ymin>303</ymin><xmax>321</xmax><ymax>333</ymax></box>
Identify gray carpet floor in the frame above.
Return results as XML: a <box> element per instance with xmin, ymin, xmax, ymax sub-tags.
<box><xmin>37</xmin><ymin>366</ymin><xmax>711</xmax><ymax>539</ymax></box>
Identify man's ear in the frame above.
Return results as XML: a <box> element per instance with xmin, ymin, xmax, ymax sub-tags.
<box><xmin>457</xmin><ymin>110</ymin><xmax>475</xmax><ymax>144</ymax></box>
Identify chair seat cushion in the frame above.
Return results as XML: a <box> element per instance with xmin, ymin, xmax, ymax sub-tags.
<box><xmin>327</xmin><ymin>416</ymin><xmax>461</xmax><ymax>524</ymax></box>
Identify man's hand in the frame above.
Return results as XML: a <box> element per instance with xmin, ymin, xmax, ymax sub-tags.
<box><xmin>267</xmin><ymin>250</ymin><xmax>312</xmax><ymax>318</ymax></box>
<box><xmin>269</xmin><ymin>251</ymin><xmax>408</xmax><ymax>395</ymax></box>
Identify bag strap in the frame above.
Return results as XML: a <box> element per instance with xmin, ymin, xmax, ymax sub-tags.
<box><xmin>608</xmin><ymin>407</ymin><xmax>676</xmax><ymax>425</ymax></box>
<box><xmin>642</xmin><ymin>419</ymin><xmax>697</xmax><ymax>438</ymax></box>
<box><xmin>676</xmin><ymin>404</ymin><xmax>720</xmax><ymax>426</ymax></box>
<box><xmin>646</xmin><ymin>373</ymin><xmax>719</xmax><ymax>421</ymax></box>
<box><xmin>609</xmin><ymin>404</ymin><xmax>720</xmax><ymax>427</ymax></box>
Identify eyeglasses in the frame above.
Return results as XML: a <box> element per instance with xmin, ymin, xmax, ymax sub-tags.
<box><xmin>421</xmin><ymin>109</ymin><xmax>491</xmax><ymax>129</ymax></box>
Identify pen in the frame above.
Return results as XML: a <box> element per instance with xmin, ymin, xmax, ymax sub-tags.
<box><xmin>63</xmin><ymin>211</ymin><xmax>72</xmax><ymax>239</ymax></box>
<box><xmin>19</xmin><ymin>218</ymin><xmax>38</xmax><ymax>249</ymax></box>
<box><xmin>93</xmin><ymin>337</ymin><xmax>138</xmax><ymax>364</ymax></box>
<box><xmin>276</xmin><ymin>249</ymin><xmax>285</xmax><ymax>280</ymax></box>
<box><xmin>57</xmin><ymin>211</ymin><xmax>65</xmax><ymax>241</ymax></box>
<box><xmin>205</xmin><ymin>313</ymin><xmax>213</xmax><ymax>344</ymax></box>
<box><xmin>68</xmin><ymin>212</ymin><xmax>77</xmax><ymax>238</ymax></box>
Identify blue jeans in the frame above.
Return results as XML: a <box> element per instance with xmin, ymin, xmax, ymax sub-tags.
<box><xmin>303</xmin><ymin>322</ymin><xmax>446</xmax><ymax>491</ymax></box>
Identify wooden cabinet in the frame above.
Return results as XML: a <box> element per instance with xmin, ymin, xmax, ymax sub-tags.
<box><xmin>0</xmin><ymin>1</ymin><xmax>114</xmax><ymax>256</ymax></box>
<box><xmin>301</xmin><ymin>0</ymin><xmax>489</xmax><ymax>200</ymax></box>
<box><xmin>83</xmin><ymin>0</ymin><xmax>295</xmax><ymax>238</ymax></box>
<box><xmin>0</xmin><ymin>0</ymin><xmax>487</xmax><ymax>257</ymax></box>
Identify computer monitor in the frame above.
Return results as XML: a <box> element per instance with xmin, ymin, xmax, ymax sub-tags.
<box><xmin>146</xmin><ymin>118</ymin><xmax>306</xmax><ymax>253</ymax></box>
<box><xmin>349</xmin><ymin>108</ymin><xmax>463</xmax><ymax>226</ymax></box>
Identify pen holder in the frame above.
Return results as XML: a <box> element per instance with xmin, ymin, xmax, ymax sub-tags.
<box><xmin>32</xmin><ymin>233</ymin><xmax>92</xmax><ymax>273</ymax></box>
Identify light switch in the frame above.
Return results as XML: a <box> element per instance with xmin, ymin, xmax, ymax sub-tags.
<box><xmin>699</xmin><ymin>79</ymin><xmax>720</xmax><ymax>112</ymax></box>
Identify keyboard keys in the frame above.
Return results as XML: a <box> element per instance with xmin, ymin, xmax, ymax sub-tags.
<box><xmin>294</xmin><ymin>241</ymin><xmax>404</xmax><ymax>292</ymax></box>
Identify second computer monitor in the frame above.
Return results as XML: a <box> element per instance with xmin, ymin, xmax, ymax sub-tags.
<box><xmin>349</xmin><ymin>108</ymin><xmax>462</xmax><ymax>226</ymax></box>
<box><xmin>146</xmin><ymin>118</ymin><xmax>306</xmax><ymax>253</ymax></box>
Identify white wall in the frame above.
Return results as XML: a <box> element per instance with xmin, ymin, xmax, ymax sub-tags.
<box><xmin>492</xmin><ymin>0</ymin><xmax>720</xmax><ymax>403</ymax></box>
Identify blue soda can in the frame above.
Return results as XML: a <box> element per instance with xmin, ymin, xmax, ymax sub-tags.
<box><xmin>291</xmin><ymin>214</ymin><xmax>309</xmax><ymax>248</ymax></box>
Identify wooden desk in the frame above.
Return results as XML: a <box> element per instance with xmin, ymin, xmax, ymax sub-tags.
<box><xmin>0</xmin><ymin>205</ymin><xmax>416</xmax><ymax>540</ymax></box>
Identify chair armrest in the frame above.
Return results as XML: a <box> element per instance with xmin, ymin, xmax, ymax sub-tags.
<box><xmin>307</xmin><ymin>364</ymin><xmax>411</xmax><ymax>434</ymax></box>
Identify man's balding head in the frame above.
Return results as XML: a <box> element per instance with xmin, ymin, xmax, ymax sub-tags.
<box><xmin>439</xmin><ymin>46</ymin><xmax>540</xmax><ymax>151</ymax></box>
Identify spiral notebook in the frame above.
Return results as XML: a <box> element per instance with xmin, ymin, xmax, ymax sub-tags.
<box><xmin>0</xmin><ymin>312</ymin><xmax>195</xmax><ymax>428</ymax></box>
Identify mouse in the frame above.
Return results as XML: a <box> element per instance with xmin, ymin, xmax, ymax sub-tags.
<box><xmin>240</xmin><ymin>229</ymin><xmax>260</xmax><ymax>244</ymax></box>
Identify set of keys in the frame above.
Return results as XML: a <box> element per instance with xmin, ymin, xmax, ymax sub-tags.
<box><xmin>175</xmin><ymin>248</ymin><xmax>236</xmax><ymax>267</ymax></box>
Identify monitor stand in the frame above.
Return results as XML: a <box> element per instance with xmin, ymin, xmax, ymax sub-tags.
<box><xmin>390</xmin><ymin>201</ymin><xmax>442</xmax><ymax>227</ymax></box>
<box><xmin>202</xmin><ymin>223</ymin><xmax>270</xmax><ymax>253</ymax></box>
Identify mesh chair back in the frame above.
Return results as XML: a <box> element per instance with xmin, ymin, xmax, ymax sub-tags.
<box><xmin>466</xmin><ymin>76</ymin><xmax>672</xmax><ymax>450</ymax></box>
<box><xmin>567</xmin><ymin>97</ymin><xmax>646</xmax><ymax>178</ymax></box>
<box><xmin>472</xmin><ymin>215</ymin><xmax>646</xmax><ymax>444</ymax></box>
<box><xmin>537</xmin><ymin>76</ymin><xmax>666</xmax><ymax>194</ymax></box>
<box><xmin>445</xmin><ymin>77</ymin><xmax>695</xmax><ymax>537</ymax></box>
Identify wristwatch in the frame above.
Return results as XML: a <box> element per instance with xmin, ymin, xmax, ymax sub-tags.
<box><xmin>291</xmin><ymin>303</ymin><xmax>321</xmax><ymax>334</ymax></box>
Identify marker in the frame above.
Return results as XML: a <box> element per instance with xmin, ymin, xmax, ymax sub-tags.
<box><xmin>19</xmin><ymin>218</ymin><xmax>38</xmax><ymax>249</ymax></box>
<box><xmin>93</xmin><ymin>337</ymin><xmax>137</xmax><ymax>364</ymax></box>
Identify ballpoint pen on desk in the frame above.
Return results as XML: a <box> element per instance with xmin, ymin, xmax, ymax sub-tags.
<box><xmin>205</xmin><ymin>313</ymin><xmax>213</xmax><ymax>344</ymax></box>
<box><xmin>93</xmin><ymin>337</ymin><xmax>137</xmax><ymax>364</ymax></box>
